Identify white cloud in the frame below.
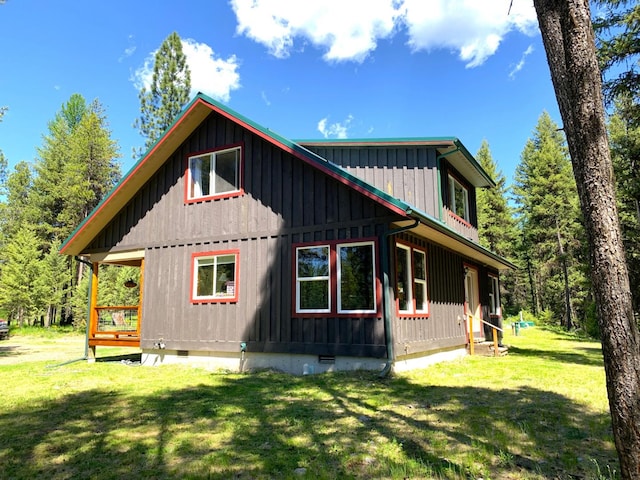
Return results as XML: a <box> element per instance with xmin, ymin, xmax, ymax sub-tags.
<box><xmin>119</xmin><ymin>35</ymin><xmax>137</xmax><ymax>62</ymax></box>
<box><xmin>317</xmin><ymin>114</ymin><xmax>354</xmax><ymax>138</ymax></box>
<box><xmin>402</xmin><ymin>0</ymin><xmax>537</xmax><ymax>67</ymax></box>
<box><xmin>230</xmin><ymin>0</ymin><xmax>400</xmax><ymax>63</ymax></box>
<box><xmin>230</xmin><ymin>0</ymin><xmax>538</xmax><ymax>67</ymax></box>
<box><xmin>509</xmin><ymin>44</ymin><xmax>534</xmax><ymax>79</ymax></box>
<box><xmin>133</xmin><ymin>39</ymin><xmax>241</xmax><ymax>102</ymax></box>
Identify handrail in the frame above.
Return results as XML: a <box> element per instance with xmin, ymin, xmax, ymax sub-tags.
<box><xmin>467</xmin><ymin>314</ymin><xmax>504</xmax><ymax>357</ymax></box>
<box><xmin>475</xmin><ymin>315</ymin><xmax>504</xmax><ymax>333</ymax></box>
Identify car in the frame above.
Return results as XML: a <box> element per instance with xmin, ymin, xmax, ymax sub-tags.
<box><xmin>0</xmin><ymin>319</ymin><xmax>8</xmax><ymax>340</ymax></box>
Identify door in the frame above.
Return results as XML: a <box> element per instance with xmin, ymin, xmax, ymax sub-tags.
<box><xmin>464</xmin><ymin>265</ymin><xmax>482</xmax><ymax>339</ymax></box>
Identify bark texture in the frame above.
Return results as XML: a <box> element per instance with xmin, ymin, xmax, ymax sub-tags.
<box><xmin>533</xmin><ymin>1</ymin><xmax>640</xmax><ymax>478</ymax></box>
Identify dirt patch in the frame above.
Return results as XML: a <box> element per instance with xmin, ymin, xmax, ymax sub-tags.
<box><xmin>0</xmin><ymin>335</ymin><xmax>86</xmax><ymax>365</ymax></box>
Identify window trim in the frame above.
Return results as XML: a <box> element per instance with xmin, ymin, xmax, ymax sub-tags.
<box><xmin>292</xmin><ymin>238</ymin><xmax>380</xmax><ymax>318</ymax></box>
<box><xmin>295</xmin><ymin>244</ymin><xmax>331</xmax><ymax>314</ymax></box>
<box><xmin>190</xmin><ymin>249</ymin><xmax>240</xmax><ymax>303</ymax></box>
<box><xmin>488</xmin><ymin>274</ymin><xmax>501</xmax><ymax>317</ymax></box>
<box><xmin>184</xmin><ymin>143</ymin><xmax>244</xmax><ymax>203</ymax></box>
<box><xmin>447</xmin><ymin>173</ymin><xmax>470</xmax><ymax>224</ymax></box>
<box><xmin>395</xmin><ymin>241</ymin><xmax>430</xmax><ymax>317</ymax></box>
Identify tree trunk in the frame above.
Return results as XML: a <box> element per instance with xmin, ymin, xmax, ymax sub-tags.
<box><xmin>533</xmin><ymin>1</ymin><xmax>640</xmax><ymax>478</ymax></box>
<box><xmin>556</xmin><ymin>218</ymin><xmax>572</xmax><ymax>329</ymax></box>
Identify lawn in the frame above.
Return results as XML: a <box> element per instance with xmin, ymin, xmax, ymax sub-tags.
<box><xmin>0</xmin><ymin>326</ymin><xmax>618</xmax><ymax>479</ymax></box>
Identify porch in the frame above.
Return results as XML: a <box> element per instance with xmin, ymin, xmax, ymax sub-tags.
<box><xmin>86</xmin><ymin>253</ymin><xmax>144</xmax><ymax>357</ymax></box>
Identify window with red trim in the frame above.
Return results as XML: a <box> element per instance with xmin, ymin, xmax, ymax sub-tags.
<box><xmin>186</xmin><ymin>145</ymin><xmax>242</xmax><ymax>202</ymax></box>
<box><xmin>191</xmin><ymin>250</ymin><xmax>239</xmax><ymax>303</ymax></box>
<box><xmin>395</xmin><ymin>243</ymin><xmax>429</xmax><ymax>316</ymax></box>
<box><xmin>294</xmin><ymin>240</ymin><xmax>378</xmax><ymax>315</ymax></box>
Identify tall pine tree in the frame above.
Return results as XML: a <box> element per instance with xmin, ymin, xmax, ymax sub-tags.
<box><xmin>513</xmin><ymin>112</ymin><xmax>588</xmax><ymax>328</ymax></box>
<box><xmin>134</xmin><ymin>31</ymin><xmax>191</xmax><ymax>153</ymax></box>
<box><xmin>608</xmin><ymin>97</ymin><xmax>640</xmax><ymax>316</ymax></box>
<box><xmin>475</xmin><ymin>141</ymin><xmax>522</xmax><ymax>313</ymax></box>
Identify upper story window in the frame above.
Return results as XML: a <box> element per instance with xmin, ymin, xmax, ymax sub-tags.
<box><xmin>448</xmin><ymin>174</ymin><xmax>470</xmax><ymax>222</ymax></box>
<box><xmin>488</xmin><ymin>274</ymin><xmax>501</xmax><ymax>316</ymax></box>
<box><xmin>186</xmin><ymin>145</ymin><xmax>242</xmax><ymax>202</ymax></box>
<box><xmin>191</xmin><ymin>249</ymin><xmax>239</xmax><ymax>303</ymax></box>
<box><xmin>395</xmin><ymin>243</ymin><xmax>429</xmax><ymax>316</ymax></box>
<box><xmin>294</xmin><ymin>240</ymin><xmax>379</xmax><ymax>316</ymax></box>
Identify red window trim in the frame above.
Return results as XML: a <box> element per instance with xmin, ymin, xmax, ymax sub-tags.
<box><xmin>292</xmin><ymin>238</ymin><xmax>382</xmax><ymax>318</ymax></box>
<box><xmin>394</xmin><ymin>240</ymin><xmax>430</xmax><ymax>318</ymax></box>
<box><xmin>190</xmin><ymin>249</ymin><xmax>240</xmax><ymax>304</ymax></box>
<box><xmin>184</xmin><ymin>142</ymin><xmax>245</xmax><ymax>204</ymax></box>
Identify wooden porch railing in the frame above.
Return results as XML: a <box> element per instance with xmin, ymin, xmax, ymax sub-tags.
<box><xmin>89</xmin><ymin>306</ymin><xmax>141</xmax><ymax>347</ymax></box>
<box><xmin>468</xmin><ymin>314</ymin><xmax>504</xmax><ymax>357</ymax></box>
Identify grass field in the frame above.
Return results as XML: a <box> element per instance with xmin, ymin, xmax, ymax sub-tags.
<box><xmin>0</xmin><ymin>326</ymin><xmax>618</xmax><ymax>479</ymax></box>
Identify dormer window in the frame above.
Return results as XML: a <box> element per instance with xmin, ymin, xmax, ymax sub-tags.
<box><xmin>448</xmin><ymin>174</ymin><xmax>470</xmax><ymax>222</ymax></box>
<box><xmin>186</xmin><ymin>145</ymin><xmax>242</xmax><ymax>202</ymax></box>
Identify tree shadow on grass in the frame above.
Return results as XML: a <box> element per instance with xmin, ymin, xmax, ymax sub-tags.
<box><xmin>506</xmin><ymin>345</ymin><xmax>604</xmax><ymax>367</ymax></box>
<box><xmin>0</xmin><ymin>370</ymin><xmax>618</xmax><ymax>479</ymax></box>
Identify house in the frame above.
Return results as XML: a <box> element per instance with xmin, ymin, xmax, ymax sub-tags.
<box><xmin>60</xmin><ymin>93</ymin><xmax>514</xmax><ymax>374</ymax></box>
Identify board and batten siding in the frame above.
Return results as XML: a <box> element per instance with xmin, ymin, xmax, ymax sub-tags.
<box><xmin>391</xmin><ymin>234</ymin><xmax>467</xmax><ymax>358</ymax></box>
<box><xmin>87</xmin><ymin>111</ymin><xmax>397</xmax><ymax>358</ymax></box>
<box><xmin>304</xmin><ymin>146</ymin><xmax>440</xmax><ymax>220</ymax></box>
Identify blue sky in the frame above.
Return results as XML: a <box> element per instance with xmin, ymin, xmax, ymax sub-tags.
<box><xmin>0</xmin><ymin>0</ymin><xmax>560</xmax><ymax>187</ymax></box>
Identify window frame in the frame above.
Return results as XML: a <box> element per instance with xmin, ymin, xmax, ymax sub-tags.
<box><xmin>190</xmin><ymin>249</ymin><xmax>240</xmax><ymax>303</ymax></box>
<box><xmin>448</xmin><ymin>173</ymin><xmax>470</xmax><ymax>223</ymax></box>
<box><xmin>295</xmin><ymin>245</ymin><xmax>331</xmax><ymax>314</ymax></box>
<box><xmin>293</xmin><ymin>239</ymin><xmax>380</xmax><ymax>317</ymax></box>
<box><xmin>488</xmin><ymin>274</ymin><xmax>501</xmax><ymax>317</ymax></box>
<box><xmin>185</xmin><ymin>143</ymin><xmax>243</xmax><ymax>203</ymax></box>
<box><xmin>395</xmin><ymin>241</ymin><xmax>430</xmax><ymax>317</ymax></box>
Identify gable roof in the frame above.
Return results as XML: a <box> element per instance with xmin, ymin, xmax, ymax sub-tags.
<box><xmin>60</xmin><ymin>93</ymin><xmax>514</xmax><ymax>270</ymax></box>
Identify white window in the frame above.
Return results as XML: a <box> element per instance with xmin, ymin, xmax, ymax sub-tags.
<box><xmin>448</xmin><ymin>174</ymin><xmax>469</xmax><ymax>222</ymax></box>
<box><xmin>296</xmin><ymin>246</ymin><xmax>330</xmax><ymax>313</ymax></box>
<box><xmin>488</xmin><ymin>275</ymin><xmax>501</xmax><ymax>316</ymax></box>
<box><xmin>192</xmin><ymin>250</ymin><xmax>239</xmax><ymax>302</ymax></box>
<box><xmin>396</xmin><ymin>243</ymin><xmax>429</xmax><ymax>315</ymax></box>
<box><xmin>188</xmin><ymin>146</ymin><xmax>241</xmax><ymax>200</ymax></box>
<box><xmin>294</xmin><ymin>240</ymin><xmax>378</xmax><ymax>315</ymax></box>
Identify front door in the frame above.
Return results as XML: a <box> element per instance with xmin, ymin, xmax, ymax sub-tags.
<box><xmin>464</xmin><ymin>265</ymin><xmax>481</xmax><ymax>339</ymax></box>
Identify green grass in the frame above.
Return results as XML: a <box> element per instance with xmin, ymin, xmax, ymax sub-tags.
<box><xmin>0</xmin><ymin>327</ymin><xmax>618</xmax><ymax>479</ymax></box>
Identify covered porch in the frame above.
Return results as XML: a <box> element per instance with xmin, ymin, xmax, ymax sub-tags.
<box><xmin>85</xmin><ymin>250</ymin><xmax>144</xmax><ymax>359</ymax></box>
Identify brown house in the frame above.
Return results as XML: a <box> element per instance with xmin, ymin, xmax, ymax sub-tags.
<box><xmin>60</xmin><ymin>93</ymin><xmax>513</xmax><ymax>374</ymax></box>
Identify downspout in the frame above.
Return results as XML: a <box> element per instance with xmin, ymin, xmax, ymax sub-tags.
<box><xmin>50</xmin><ymin>256</ymin><xmax>93</xmax><ymax>368</ymax></box>
<box><xmin>436</xmin><ymin>148</ymin><xmax>461</xmax><ymax>222</ymax></box>
<box><xmin>379</xmin><ymin>218</ymin><xmax>420</xmax><ymax>378</ymax></box>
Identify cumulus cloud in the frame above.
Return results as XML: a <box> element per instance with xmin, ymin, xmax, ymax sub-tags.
<box><xmin>317</xmin><ymin>114</ymin><xmax>354</xmax><ymax>138</ymax></box>
<box><xmin>133</xmin><ymin>38</ymin><xmax>241</xmax><ymax>102</ymax></box>
<box><xmin>230</xmin><ymin>0</ymin><xmax>400</xmax><ymax>63</ymax></box>
<box><xmin>509</xmin><ymin>44</ymin><xmax>534</xmax><ymax>79</ymax></box>
<box><xmin>230</xmin><ymin>0</ymin><xmax>538</xmax><ymax>67</ymax></box>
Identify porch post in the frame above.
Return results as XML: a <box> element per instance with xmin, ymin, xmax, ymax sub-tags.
<box><xmin>137</xmin><ymin>258</ymin><xmax>144</xmax><ymax>337</ymax></box>
<box><xmin>88</xmin><ymin>262</ymin><xmax>99</xmax><ymax>362</ymax></box>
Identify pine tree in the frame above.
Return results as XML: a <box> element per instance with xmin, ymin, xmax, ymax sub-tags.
<box><xmin>513</xmin><ymin>112</ymin><xmax>587</xmax><ymax>328</ymax></box>
<box><xmin>0</xmin><ymin>225</ymin><xmax>46</xmax><ymax>326</ymax></box>
<box><xmin>40</xmin><ymin>240</ymin><xmax>69</xmax><ymax>327</ymax></box>
<box><xmin>593</xmin><ymin>0</ymin><xmax>640</xmax><ymax>119</ymax></box>
<box><xmin>134</xmin><ymin>31</ymin><xmax>191</xmax><ymax>153</ymax></box>
<box><xmin>608</xmin><ymin>97</ymin><xmax>640</xmax><ymax>316</ymax></box>
<box><xmin>534</xmin><ymin>1</ymin><xmax>640</xmax><ymax>474</ymax></box>
<box><xmin>475</xmin><ymin>141</ymin><xmax>523</xmax><ymax>313</ymax></box>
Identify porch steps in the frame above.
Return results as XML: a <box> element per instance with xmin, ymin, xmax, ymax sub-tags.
<box><xmin>468</xmin><ymin>341</ymin><xmax>509</xmax><ymax>357</ymax></box>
